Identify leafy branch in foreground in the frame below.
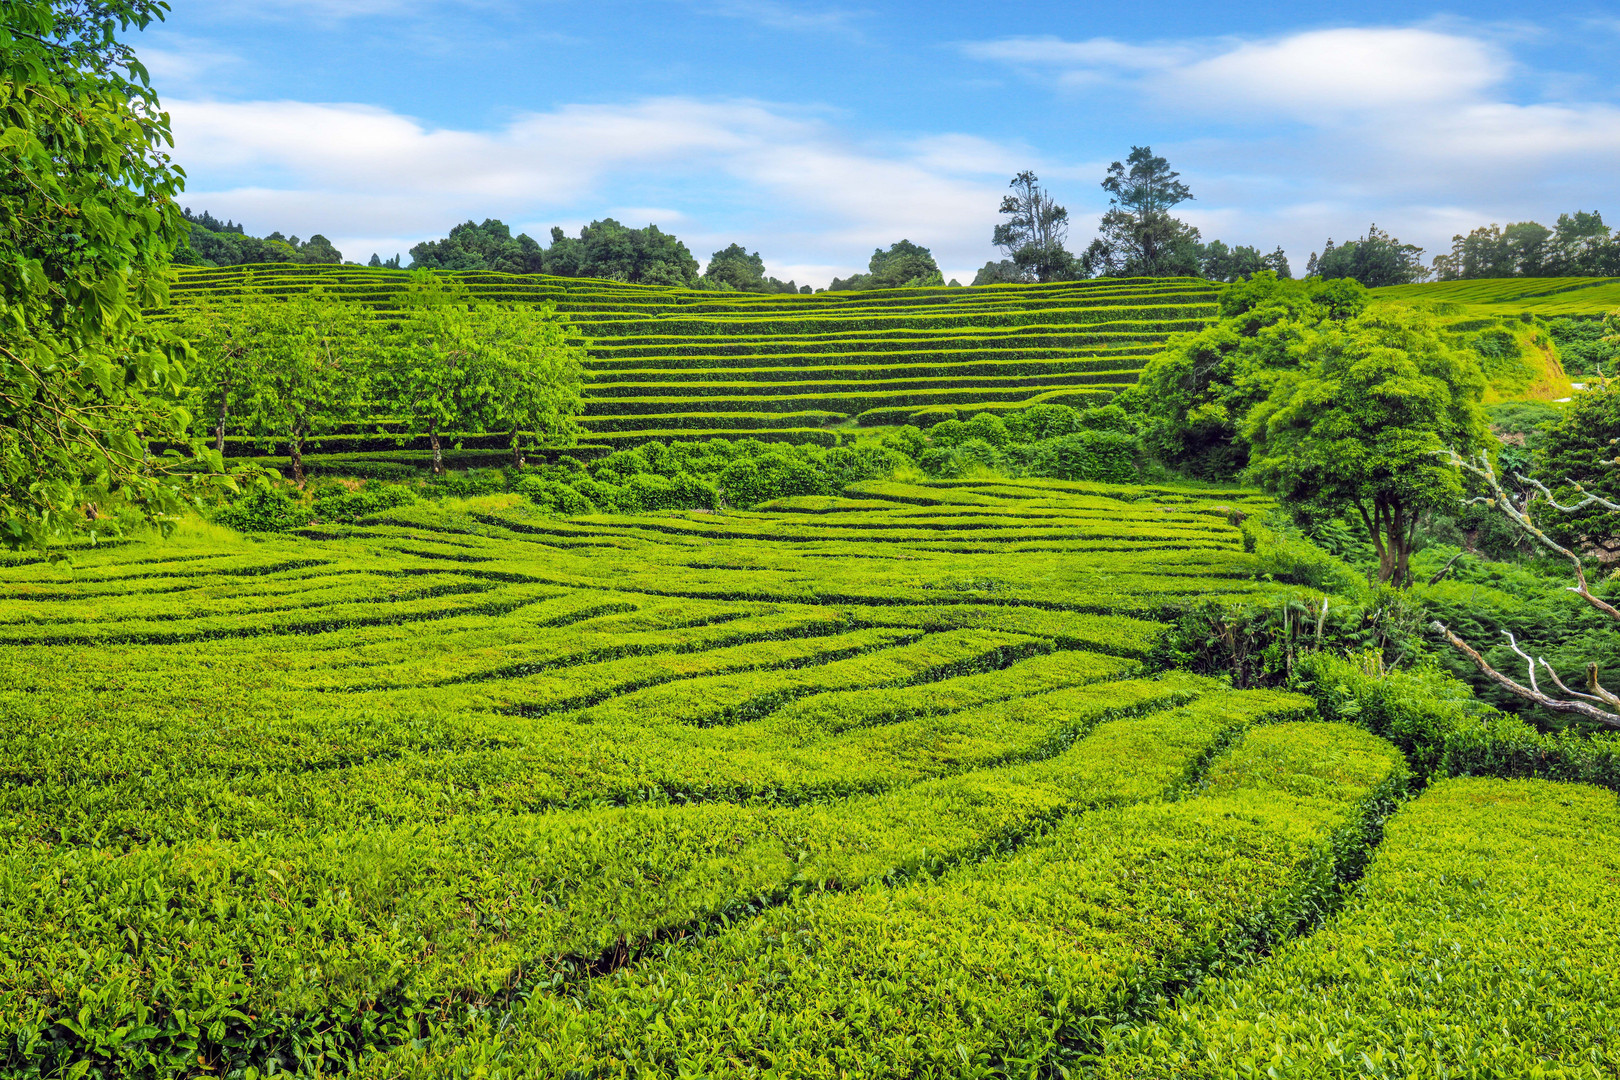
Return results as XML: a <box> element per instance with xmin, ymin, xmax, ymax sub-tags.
<box><xmin>2</xmin><ymin>0</ymin><xmax>227</xmax><ymax>551</ymax></box>
<box><xmin>1432</xmin><ymin>448</ymin><xmax>1620</xmax><ymax>728</ymax></box>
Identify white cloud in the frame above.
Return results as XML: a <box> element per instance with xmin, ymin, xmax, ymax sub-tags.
<box><xmin>1172</xmin><ymin>28</ymin><xmax>1506</xmax><ymax>117</ymax></box>
<box><xmin>965</xmin><ymin>27</ymin><xmax>1508</xmax><ymax>118</ymax></box>
<box><xmin>696</xmin><ymin>0</ymin><xmax>868</xmax><ymax>36</ymax></box>
<box><xmin>960</xmin><ymin>36</ymin><xmax>1188</xmax><ymax>73</ymax></box>
<box><xmin>140</xmin><ymin>38</ymin><xmax>241</xmax><ymax>88</ymax></box>
<box><xmin>169</xmin><ymin>96</ymin><xmax>1027</xmax><ymax>287</ymax></box>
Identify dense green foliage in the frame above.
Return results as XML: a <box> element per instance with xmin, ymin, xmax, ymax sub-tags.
<box><xmin>1433</xmin><ymin>209</ymin><xmax>1620</xmax><ymax>280</ymax></box>
<box><xmin>1533</xmin><ymin>377</ymin><xmax>1620</xmax><ymax>554</ymax></box>
<box><xmin>1099</xmin><ymin>776</ymin><xmax>1620</xmax><ymax>1078</ymax></box>
<box><xmin>1545</xmin><ymin>311</ymin><xmax>1620</xmax><ymax>374</ymax></box>
<box><xmin>408</xmin><ymin>217</ymin><xmax>701</xmax><ymax>285</ymax></box>
<box><xmin>0</xmin><ymin>0</ymin><xmax>223</xmax><ymax>550</ymax></box>
<box><xmin>827</xmin><ymin>239</ymin><xmax>945</xmax><ymax>291</ymax></box>
<box><xmin>173</xmin><ymin>208</ymin><xmax>343</xmax><ymax>267</ymax></box>
<box><xmin>1306</xmin><ymin>224</ymin><xmax>1428</xmax><ymax>286</ymax></box>
<box><xmin>699</xmin><ymin>243</ymin><xmax>806</xmax><ymax>294</ymax></box>
<box><xmin>1244</xmin><ymin>304</ymin><xmax>1489</xmax><ymax>584</ymax></box>
<box><xmin>1128</xmin><ymin>272</ymin><xmax>1369</xmax><ymax>477</ymax></box>
<box><xmin>165</xmin><ymin>276</ymin><xmax>588</xmax><ymax>479</ymax></box>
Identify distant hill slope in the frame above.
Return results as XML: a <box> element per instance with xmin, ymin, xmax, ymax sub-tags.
<box><xmin>161</xmin><ymin>265</ymin><xmax>1220</xmax><ymax>451</ymax></box>
<box><xmin>1373</xmin><ymin>276</ymin><xmax>1620</xmax><ymax>316</ymax></box>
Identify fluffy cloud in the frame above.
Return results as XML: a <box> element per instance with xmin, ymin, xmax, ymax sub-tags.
<box><xmin>169</xmin><ymin>97</ymin><xmax>1018</xmax><ymax>284</ymax></box>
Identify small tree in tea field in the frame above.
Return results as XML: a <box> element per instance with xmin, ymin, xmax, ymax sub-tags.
<box><xmin>478</xmin><ymin>302</ymin><xmax>586</xmax><ymax>466</ymax></box>
<box><xmin>233</xmin><ymin>290</ymin><xmax>371</xmax><ymax>484</ymax></box>
<box><xmin>1243</xmin><ymin>304</ymin><xmax>1490</xmax><ymax>585</ymax></box>
<box><xmin>379</xmin><ymin>275</ymin><xmax>585</xmax><ymax>473</ymax></box>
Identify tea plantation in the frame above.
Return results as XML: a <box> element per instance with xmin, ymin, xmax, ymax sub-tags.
<box><xmin>6</xmin><ymin>477</ymin><xmax>1618</xmax><ymax>1077</ymax></box>
<box><xmin>1373</xmin><ymin>275</ymin><xmax>1620</xmax><ymax>315</ymax></box>
<box><xmin>162</xmin><ymin>265</ymin><xmax>1220</xmax><ymax>450</ymax></box>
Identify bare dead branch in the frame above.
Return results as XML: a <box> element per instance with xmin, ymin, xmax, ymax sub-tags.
<box><xmin>1517</xmin><ymin>472</ymin><xmax>1620</xmax><ymax>515</ymax></box>
<box><xmin>1437</xmin><ymin>448</ymin><xmax>1620</xmax><ymax>625</ymax></box>
<box><xmin>1538</xmin><ymin>661</ymin><xmax>1610</xmax><ymax>706</ymax></box>
<box><xmin>1428</xmin><ymin>551</ymin><xmax>1463</xmax><ymax>586</ymax></box>
<box><xmin>1431</xmin><ymin>621</ymin><xmax>1620</xmax><ymax>729</ymax></box>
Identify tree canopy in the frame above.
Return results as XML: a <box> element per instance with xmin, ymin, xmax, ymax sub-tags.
<box><xmin>1244</xmin><ymin>304</ymin><xmax>1489</xmax><ymax>584</ymax></box>
<box><xmin>1533</xmin><ymin>357</ymin><xmax>1620</xmax><ymax>557</ymax></box>
<box><xmin>405</xmin><ymin>218</ymin><xmax>700</xmax><ymax>285</ymax></box>
<box><xmin>991</xmin><ymin>171</ymin><xmax>1073</xmax><ymax>283</ymax></box>
<box><xmin>231</xmin><ymin>290</ymin><xmax>370</xmax><ymax>485</ymax></box>
<box><xmin>1432</xmin><ymin>211</ymin><xmax>1620</xmax><ymax>280</ymax></box>
<box><xmin>1</xmin><ymin>0</ymin><xmax>224</xmax><ymax>550</ymax></box>
<box><xmin>173</xmin><ymin>208</ymin><xmax>344</xmax><ymax>267</ymax></box>
<box><xmin>1306</xmin><ymin>225</ymin><xmax>1427</xmax><ymax>286</ymax></box>
<box><xmin>829</xmin><ymin>240</ymin><xmax>945</xmax><ymax>291</ymax></box>
<box><xmin>700</xmin><ymin>243</ymin><xmax>805</xmax><ymax>293</ymax></box>
<box><xmin>407</xmin><ymin>219</ymin><xmax>543</xmax><ymax>274</ymax></box>
<box><xmin>1125</xmin><ymin>272</ymin><xmax>1367</xmax><ymax>477</ymax></box>
<box><xmin>1082</xmin><ymin>146</ymin><xmax>1204</xmax><ymax>277</ymax></box>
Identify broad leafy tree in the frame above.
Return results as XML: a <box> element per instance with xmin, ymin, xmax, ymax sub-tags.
<box><xmin>377</xmin><ymin>275</ymin><xmax>585</xmax><ymax>473</ymax></box>
<box><xmin>174</xmin><ymin>208</ymin><xmax>344</xmax><ymax>267</ymax></box>
<box><xmin>1243</xmin><ymin>304</ymin><xmax>1489</xmax><ymax>584</ymax></box>
<box><xmin>1125</xmin><ymin>273</ymin><xmax>1365</xmax><ymax>478</ymax></box>
<box><xmin>170</xmin><ymin>295</ymin><xmax>282</xmax><ymax>452</ymax></box>
<box><xmin>1200</xmin><ymin>240</ymin><xmax>1291</xmax><ymax>283</ymax></box>
<box><xmin>1532</xmin><ymin>358</ymin><xmax>1620</xmax><ymax>557</ymax></box>
<box><xmin>567</xmin><ymin>218</ymin><xmax>699</xmax><ymax>286</ymax></box>
<box><xmin>970</xmin><ymin>259</ymin><xmax>1026</xmax><ymax>286</ymax></box>
<box><xmin>478</xmin><ymin>303</ymin><xmax>587</xmax><ymax>466</ymax></box>
<box><xmin>234</xmin><ymin>290</ymin><xmax>371</xmax><ymax>485</ymax></box>
<box><xmin>1432</xmin><ymin>211</ymin><xmax>1620</xmax><ymax>279</ymax></box>
<box><xmin>382</xmin><ymin>275</ymin><xmax>489</xmax><ymax>476</ymax></box>
<box><xmin>700</xmin><ymin>244</ymin><xmax>802</xmax><ymax>293</ymax></box>
<box><xmin>1082</xmin><ymin>146</ymin><xmax>1203</xmax><ymax>277</ymax></box>
<box><xmin>408</xmin><ymin>218</ymin><xmax>545</xmax><ymax>274</ymax></box>
<box><xmin>992</xmin><ymin>170</ymin><xmax>1073</xmax><ymax>282</ymax></box>
<box><xmin>1</xmin><ymin>0</ymin><xmax>225</xmax><ymax>550</ymax></box>
<box><xmin>829</xmin><ymin>240</ymin><xmax>944</xmax><ymax>291</ymax></box>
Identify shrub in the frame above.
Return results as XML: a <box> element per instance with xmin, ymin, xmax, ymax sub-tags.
<box><xmin>919</xmin><ymin>437</ymin><xmax>1006</xmax><ymax>478</ymax></box>
<box><xmin>429</xmin><ymin>469</ymin><xmax>508</xmax><ymax>497</ymax></box>
<box><xmin>1098</xmin><ymin>776</ymin><xmax>1620</xmax><ymax>1078</ymax></box>
<box><xmin>213</xmin><ymin>486</ymin><xmax>309</xmax><ymax>532</ymax></box>
<box><xmin>1021</xmin><ymin>429</ymin><xmax>1138</xmax><ymax>482</ymax></box>
<box><xmin>513</xmin><ymin>476</ymin><xmax>597</xmax><ymax>515</ymax></box>
<box><xmin>311</xmin><ymin>483</ymin><xmax>418</xmax><ymax>523</ymax></box>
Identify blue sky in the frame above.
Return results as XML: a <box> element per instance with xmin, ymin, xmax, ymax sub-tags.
<box><xmin>140</xmin><ymin>1</ymin><xmax>1620</xmax><ymax>286</ymax></box>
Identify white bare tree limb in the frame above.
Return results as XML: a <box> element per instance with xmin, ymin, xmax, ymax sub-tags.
<box><xmin>1430</xmin><ymin>448</ymin><xmax>1620</xmax><ymax>728</ymax></box>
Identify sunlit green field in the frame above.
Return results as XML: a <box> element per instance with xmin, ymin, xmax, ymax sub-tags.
<box><xmin>5</xmin><ymin>479</ymin><xmax>1617</xmax><ymax>1077</ymax></box>
<box><xmin>1374</xmin><ymin>275</ymin><xmax>1620</xmax><ymax>315</ymax></box>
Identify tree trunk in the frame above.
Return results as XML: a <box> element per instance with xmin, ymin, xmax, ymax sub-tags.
<box><xmin>289</xmin><ymin>432</ymin><xmax>305</xmax><ymax>487</ymax></box>
<box><xmin>429</xmin><ymin>419</ymin><xmax>444</xmax><ymax>476</ymax></box>
<box><xmin>510</xmin><ymin>429</ymin><xmax>525</xmax><ymax>469</ymax></box>
<box><xmin>1372</xmin><ymin>499</ymin><xmax>1413</xmax><ymax>587</ymax></box>
<box><xmin>214</xmin><ymin>386</ymin><xmax>230</xmax><ymax>454</ymax></box>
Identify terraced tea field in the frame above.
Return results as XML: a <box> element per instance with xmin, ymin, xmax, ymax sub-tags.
<box><xmin>8</xmin><ymin>476</ymin><xmax>1617</xmax><ymax>1077</ymax></box>
<box><xmin>162</xmin><ymin>265</ymin><xmax>1219</xmax><ymax>452</ymax></box>
<box><xmin>1375</xmin><ymin>275</ymin><xmax>1620</xmax><ymax>315</ymax></box>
